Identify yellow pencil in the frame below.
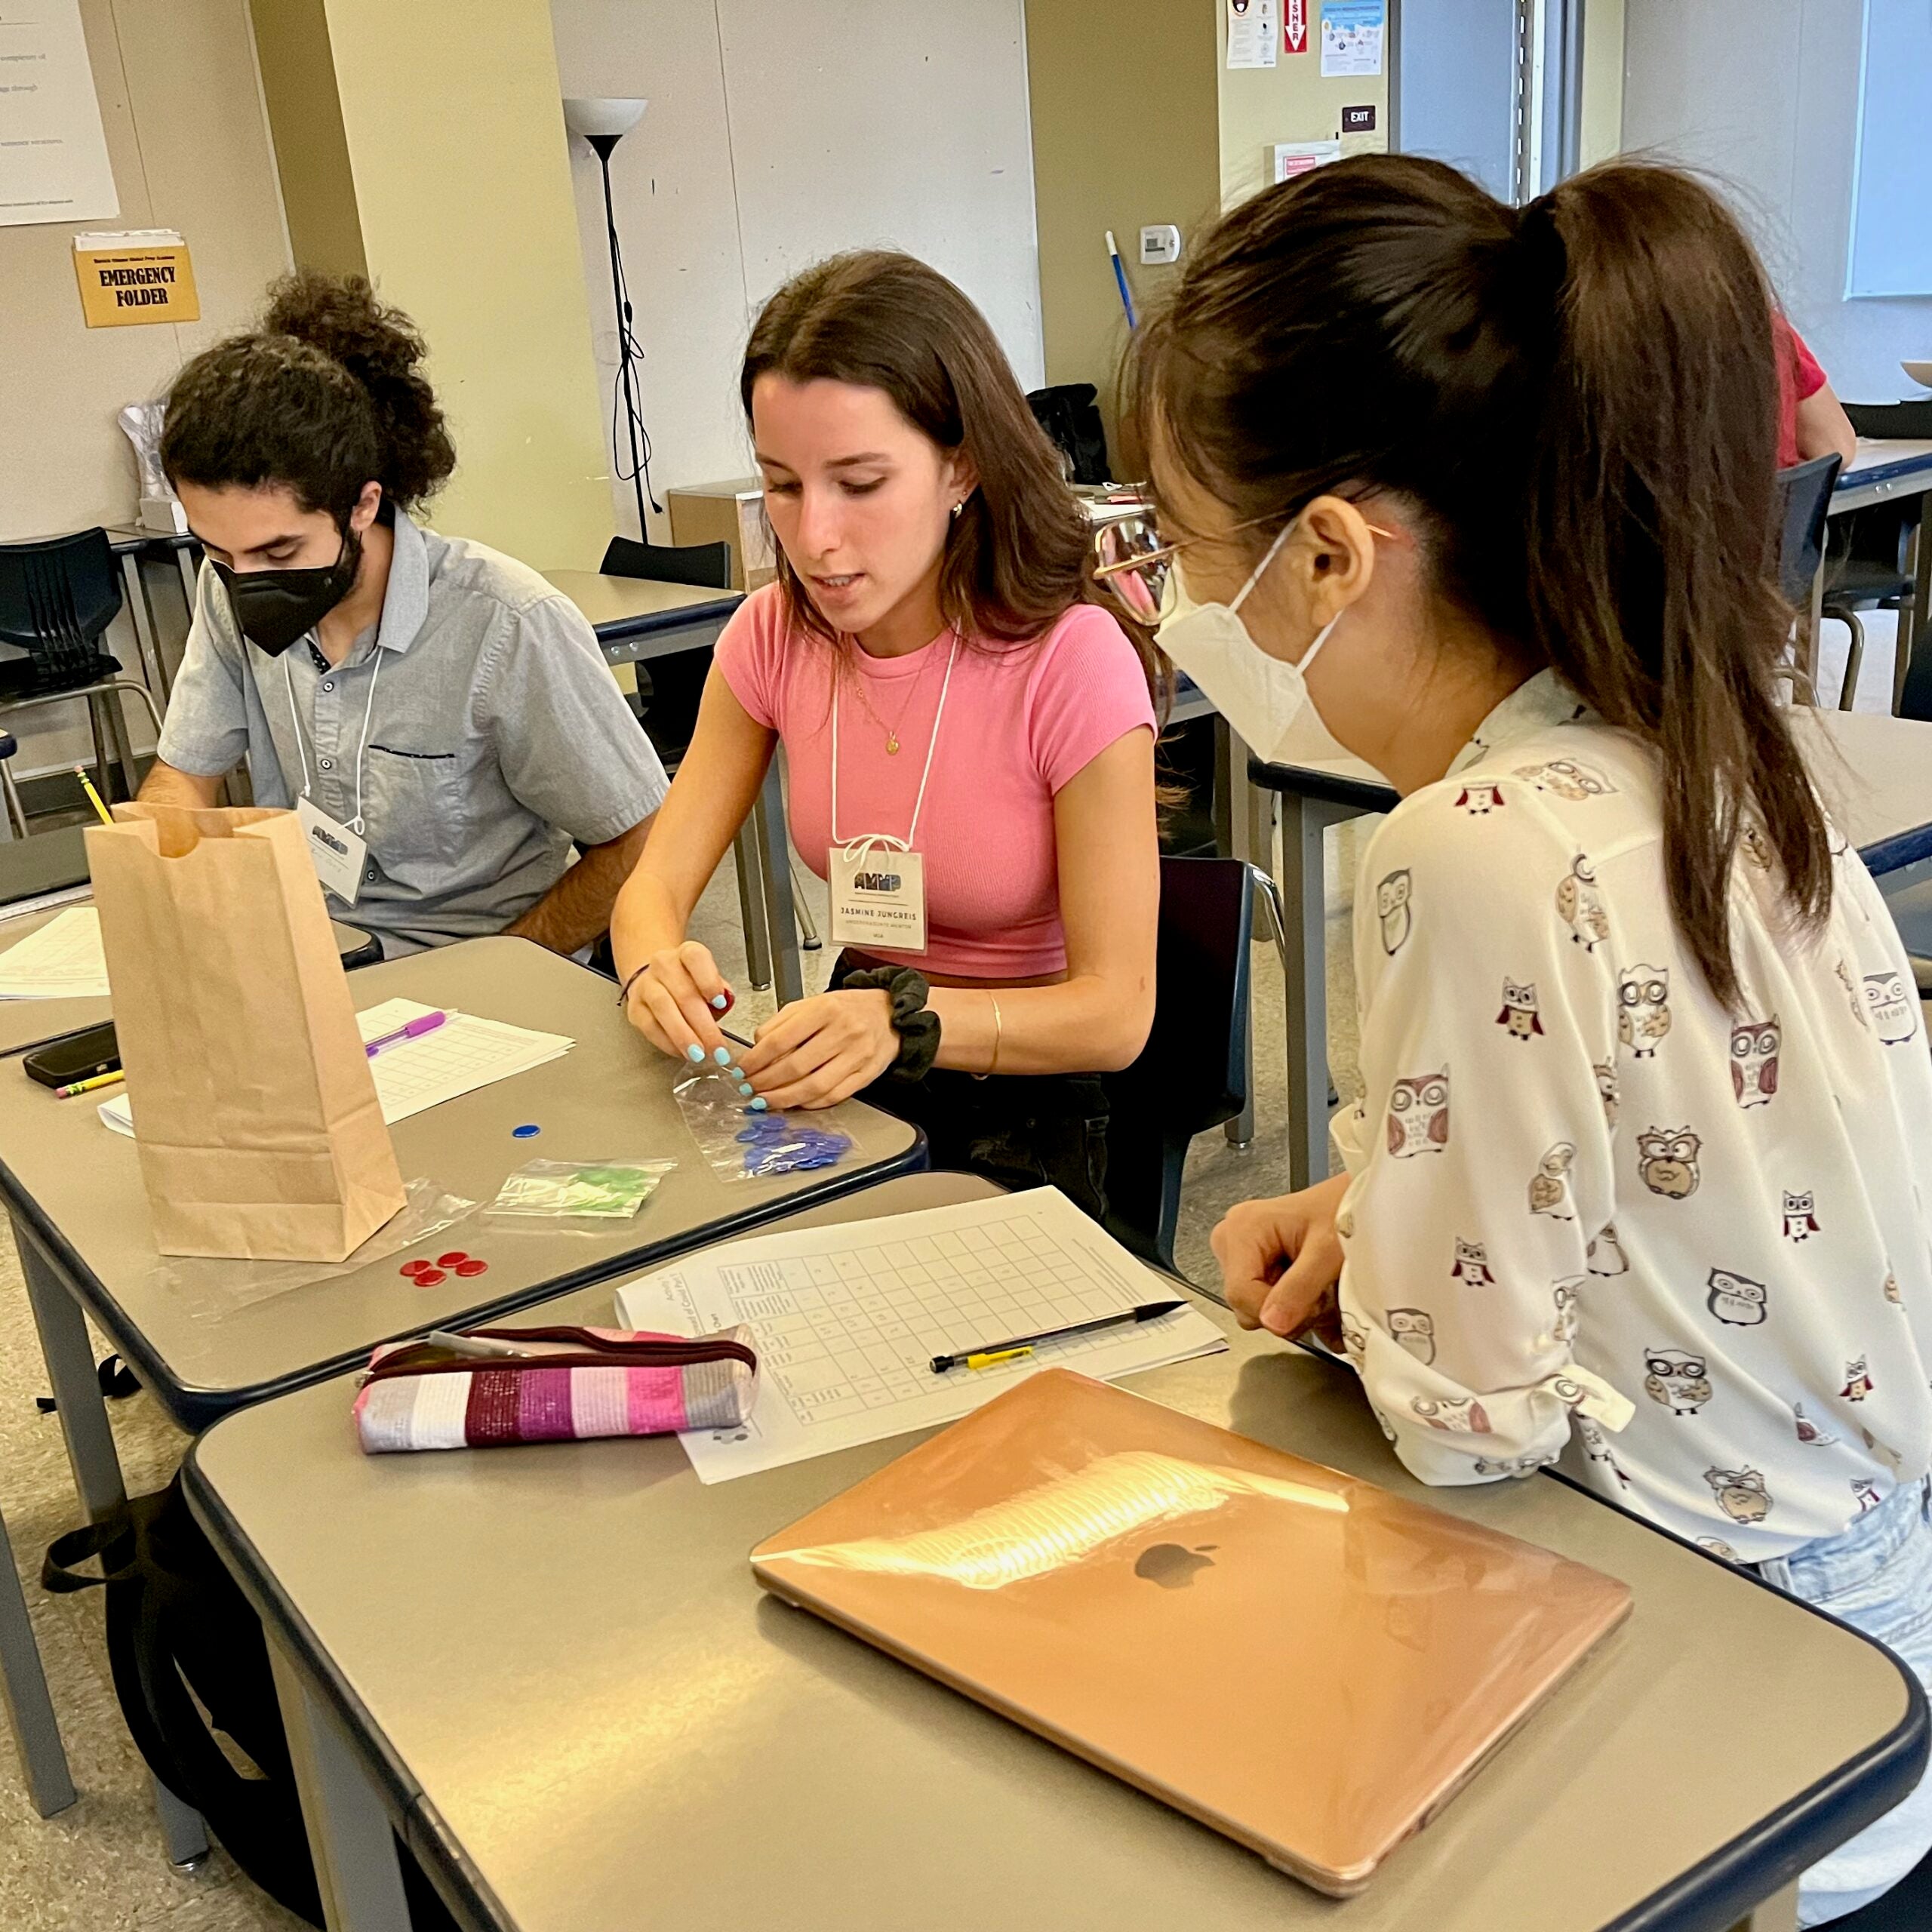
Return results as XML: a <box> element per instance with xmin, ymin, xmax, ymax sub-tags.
<box><xmin>72</xmin><ymin>767</ymin><xmax>112</xmax><ymax>827</ymax></box>
<box><xmin>54</xmin><ymin>1069</ymin><xmax>125</xmax><ymax>1099</ymax></box>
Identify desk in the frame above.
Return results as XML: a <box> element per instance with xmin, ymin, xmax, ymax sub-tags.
<box><xmin>1828</xmin><ymin>442</ymin><xmax>1932</xmax><ymax>715</ymax></box>
<box><xmin>183</xmin><ymin>1172</ymin><xmax>1922</xmax><ymax>1932</ymax></box>
<box><xmin>542</xmin><ymin>571</ymin><xmax>740</xmax><ymax>670</ymax></box>
<box><xmin>1247</xmin><ymin>708</ymin><xmax>1932</xmax><ymax>1189</ymax></box>
<box><xmin>542</xmin><ymin>572</ymin><xmax>808</xmax><ymax>1001</ymax></box>
<box><xmin>1</xmin><ymin>937</ymin><xmax>918</xmax><ymax>1531</ymax></box>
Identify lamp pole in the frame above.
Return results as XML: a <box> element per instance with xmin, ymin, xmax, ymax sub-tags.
<box><xmin>586</xmin><ymin>131</ymin><xmax>650</xmax><ymax>541</ymax></box>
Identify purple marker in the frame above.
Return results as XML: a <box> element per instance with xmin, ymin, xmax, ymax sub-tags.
<box><xmin>365</xmin><ymin>1010</ymin><xmax>449</xmax><ymax>1058</ymax></box>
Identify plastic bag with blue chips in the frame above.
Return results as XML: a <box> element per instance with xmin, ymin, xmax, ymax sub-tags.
<box><xmin>671</xmin><ymin>1067</ymin><xmax>853</xmax><ymax>1182</ymax></box>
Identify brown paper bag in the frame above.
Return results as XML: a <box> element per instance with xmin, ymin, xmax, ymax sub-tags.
<box><xmin>87</xmin><ymin>804</ymin><xmax>407</xmax><ymax>1261</ymax></box>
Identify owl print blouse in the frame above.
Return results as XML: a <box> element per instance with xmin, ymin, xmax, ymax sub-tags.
<box><xmin>1334</xmin><ymin>671</ymin><xmax>1932</xmax><ymax>1561</ymax></box>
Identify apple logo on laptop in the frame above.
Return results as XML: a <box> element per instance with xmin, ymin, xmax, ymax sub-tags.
<box><xmin>1134</xmin><ymin>1543</ymin><xmax>1217</xmax><ymax>1589</ymax></box>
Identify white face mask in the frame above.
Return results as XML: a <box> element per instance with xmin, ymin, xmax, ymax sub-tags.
<box><xmin>1155</xmin><ymin>516</ymin><xmax>1344</xmax><ymax>765</ymax></box>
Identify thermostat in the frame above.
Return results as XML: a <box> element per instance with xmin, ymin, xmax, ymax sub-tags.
<box><xmin>1139</xmin><ymin>225</ymin><xmax>1183</xmax><ymax>266</ymax></box>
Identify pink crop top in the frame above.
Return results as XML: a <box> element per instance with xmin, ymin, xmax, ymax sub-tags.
<box><xmin>714</xmin><ymin>586</ymin><xmax>1156</xmax><ymax>977</ymax></box>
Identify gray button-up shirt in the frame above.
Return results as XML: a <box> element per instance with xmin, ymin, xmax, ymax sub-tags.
<box><xmin>157</xmin><ymin>512</ymin><xmax>668</xmax><ymax>955</ymax></box>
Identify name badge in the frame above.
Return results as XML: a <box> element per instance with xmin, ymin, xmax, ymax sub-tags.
<box><xmin>297</xmin><ymin>795</ymin><xmax>368</xmax><ymax>907</ymax></box>
<box><xmin>829</xmin><ymin>845</ymin><xmax>926</xmax><ymax>952</ymax></box>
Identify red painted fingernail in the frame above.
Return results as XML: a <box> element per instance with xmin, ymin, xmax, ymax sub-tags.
<box><xmin>437</xmin><ymin>1251</ymin><xmax>468</xmax><ymax>1268</ymax></box>
<box><xmin>413</xmin><ymin>1267</ymin><xmax>447</xmax><ymax>1287</ymax></box>
<box><xmin>453</xmin><ymin>1258</ymin><xmax>488</xmax><ymax>1278</ymax></box>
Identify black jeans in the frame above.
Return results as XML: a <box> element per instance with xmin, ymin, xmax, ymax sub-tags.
<box><xmin>831</xmin><ymin>953</ymin><xmax>1111</xmax><ymax>1223</ymax></box>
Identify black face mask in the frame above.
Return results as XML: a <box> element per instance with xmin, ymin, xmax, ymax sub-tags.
<box><xmin>213</xmin><ymin>524</ymin><xmax>362</xmax><ymax>657</ymax></box>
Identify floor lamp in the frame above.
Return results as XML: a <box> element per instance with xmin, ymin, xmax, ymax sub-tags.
<box><xmin>564</xmin><ymin>97</ymin><xmax>657</xmax><ymax>538</ymax></box>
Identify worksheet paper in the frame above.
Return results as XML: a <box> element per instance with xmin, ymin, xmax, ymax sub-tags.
<box><xmin>100</xmin><ymin>998</ymin><xmax>572</xmax><ymax>1135</ymax></box>
<box><xmin>614</xmin><ymin>1186</ymin><xmax>1228</xmax><ymax>1483</ymax></box>
<box><xmin>0</xmin><ymin>0</ymin><xmax>118</xmax><ymax>228</ymax></box>
<box><xmin>0</xmin><ymin>906</ymin><xmax>109</xmax><ymax>998</ymax></box>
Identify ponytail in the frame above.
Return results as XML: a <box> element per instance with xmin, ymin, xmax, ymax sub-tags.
<box><xmin>1131</xmin><ymin>154</ymin><xmax>1829</xmax><ymax>1008</ymax></box>
<box><xmin>162</xmin><ymin>271</ymin><xmax>456</xmax><ymax>525</ymax></box>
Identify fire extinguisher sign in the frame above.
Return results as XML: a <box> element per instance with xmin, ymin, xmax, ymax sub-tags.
<box><xmin>1284</xmin><ymin>0</ymin><xmax>1308</xmax><ymax>51</ymax></box>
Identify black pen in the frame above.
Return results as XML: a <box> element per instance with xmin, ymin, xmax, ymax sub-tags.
<box><xmin>929</xmin><ymin>1299</ymin><xmax>1187</xmax><ymax>1374</ymax></box>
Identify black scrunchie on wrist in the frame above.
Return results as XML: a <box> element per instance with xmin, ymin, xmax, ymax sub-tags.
<box><xmin>841</xmin><ymin>966</ymin><xmax>940</xmax><ymax>1081</ymax></box>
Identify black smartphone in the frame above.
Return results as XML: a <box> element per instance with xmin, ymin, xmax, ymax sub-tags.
<box><xmin>23</xmin><ymin>1022</ymin><xmax>120</xmax><ymax>1090</ymax></box>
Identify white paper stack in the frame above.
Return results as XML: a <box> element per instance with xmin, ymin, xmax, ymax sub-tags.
<box><xmin>615</xmin><ymin>1186</ymin><xmax>1229</xmax><ymax>1483</ymax></box>
<box><xmin>0</xmin><ymin>907</ymin><xmax>110</xmax><ymax>1000</ymax></box>
<box><xmin>100</xmin><ymin>997</ymin><xmax>574</xmax><ymax>1137</ymax></box>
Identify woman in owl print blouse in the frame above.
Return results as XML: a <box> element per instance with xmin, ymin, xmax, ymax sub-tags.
<box><xmin>1134</xmin><ymin>157</ymin><xmax>1932</xmax><ymax>1924</ymax></box>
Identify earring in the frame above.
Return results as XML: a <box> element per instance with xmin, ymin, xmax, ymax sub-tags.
<box><xmin>950</xmin><ymin>500</ymin><xmax>965</xmax><ymax>519</ymax></box>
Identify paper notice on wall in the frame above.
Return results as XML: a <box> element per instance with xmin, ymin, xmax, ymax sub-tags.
<box><xmin>1272</xmin><ymin>140</ymin><xmax>1343</xmax><ymax>184</ymax></box>
<box><xmin>0</xmin><ymin>0</ymin><xmax>117</xmax><ymax>229</ymax></box>
<box><xmin>1320</xmin><ymin>0</ymin><xmax>1384</xmax><ymax>78</ymax></box>
<box><xmin>1227</xmin><ymin>0</ymin><xmax>1279</xmax><ymax>69</ymax></box>
<box><xmin>73</xmin><ymin>231</ymin><xmax>198</xmax><ymax>327</ymax></box>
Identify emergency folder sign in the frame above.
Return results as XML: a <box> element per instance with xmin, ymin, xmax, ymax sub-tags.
<box><xmin>73</xmin><ymin>229</ymin><xmax>199</xmax><ymax>328</ymax></box>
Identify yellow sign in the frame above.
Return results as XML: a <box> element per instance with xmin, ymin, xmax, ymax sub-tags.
<box><xmin>72</xmin><ymin>230</ymin><xmax>199</xmax><ymax>328</ymax></box>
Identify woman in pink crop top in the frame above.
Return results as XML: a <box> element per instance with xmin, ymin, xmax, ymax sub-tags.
<box><xmin>611</xmin><ymin>251</ymin><xmax>1163</xmax><ymax>1219</ymax></box>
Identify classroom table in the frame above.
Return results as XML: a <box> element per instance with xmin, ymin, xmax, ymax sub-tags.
<box><xmin>1242</xmin><ymin>706</ymin><xmax>1932</xmax><ymax>1190</ymax></box>
<box><xmin>1827</xmin><ymin>441</ymin><xmax>1932</xmax><ymax>716</ymax></box>
<box><xmin>542</xmin><ymin>570</ymin><xmax>812</xmax><ymax>1001</ymax></box>
<box><xmin>182</xmin><ymin>1171</ymin><xmax>1924</xmax><ymax>1932</ymax></box>
<box><xmin>1</xmin><ymin>935</ymin><xmax>919</xmax><ymax>1521</ymax></box>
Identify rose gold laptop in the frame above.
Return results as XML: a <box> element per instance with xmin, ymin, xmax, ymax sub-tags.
<box><xmin>752</xmin><ymin>1369</ymin><xmax>1630</xmax><ymax>1896</ymax></box>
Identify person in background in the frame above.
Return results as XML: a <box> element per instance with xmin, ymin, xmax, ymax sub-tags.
<box><xmin>143</xmin><ymin>272</ymin><xmax>667</xmax><ymax>957</ymax></box>
<box><xmin>611</xmin><ymin>251</ymin><xmax>1161</xmax><ymax>1220</ymax></box>
<box><xmin>1128</xmin><ymin>154</ymin><xmax>1932</xmax><ymax>1925</ymax></box>
<box><xmin>1777</xmin><ymin>311</ymin><xmax>1859</xmax><ymax>468</ymax></box>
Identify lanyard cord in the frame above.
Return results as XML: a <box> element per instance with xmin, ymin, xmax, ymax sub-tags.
<box><xmin>282</xmin><ymin>648</ymin><xmax>384</xmax><ymax>834</ymax></box>
<box><xmin>830</xmin><ymin>634</ymin><xmax>959</xmax><ymax>851</ymax></box>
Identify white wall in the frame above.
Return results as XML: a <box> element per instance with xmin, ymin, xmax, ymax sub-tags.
<box><xmin>549</xmin><ymin>0</ymin><xmax>1044</xmax><ymax>538</ymax></box>
<box><xmin>1622</xmin><ymin>0</ymin><xmax>1932</xmax><ymax>404</ymax></box>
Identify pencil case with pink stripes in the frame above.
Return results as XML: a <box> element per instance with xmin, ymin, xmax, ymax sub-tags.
<box><xmin>352</xmin><ymin>1324</ymin><xmax>758</xmax><ymax>1454</ymax></box>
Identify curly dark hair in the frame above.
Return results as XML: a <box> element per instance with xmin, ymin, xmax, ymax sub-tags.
<box><xmin>160</xmin><ymin>270</ymin><xmax>456</xmax><ymax>524</ymax></box>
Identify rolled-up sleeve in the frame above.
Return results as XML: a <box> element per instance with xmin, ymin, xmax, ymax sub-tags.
<box><xmin>1335</xmin><ymin>778</ymin><xmax>1634</xmax><ymax>1484</ymax></box>
<box><xmin>154</xmin><ymin>562</ymin><xmax>251</xmax><ymax>778</ymax></box>
<box><xmin>474</xmin><ymin>594</ymin><xmax>669</xmax><ymax>847</ymax></box>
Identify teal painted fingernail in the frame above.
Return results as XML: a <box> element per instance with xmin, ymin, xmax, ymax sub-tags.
<box><xmin>737</xmin><ymin>1081</ymin><xmax>754</xmax><ymax>1096</ymax></box>
<box><xmin>727</xmin><ymin>1064</ymin><xmax>745</xmax><ymax>1080</ymax></box>
<box><xmin>713</xmin><ymin>1046</ymin><xmax>731</xmax><ymax>1066</ymax></box>
<box><xmin>748</xmin><ymin>1097</ymin><xmax>769</xmax><ymax>1112</ymax></box>
<box><xmin>685</xmin><ymin>1044</ymin><xmax>705</xmax><ymax>1063</ymax></box>
<box><xmin>711</xmin><ymin>994</ymin><xmax>729</xmax><ymax>1010</ymax></box>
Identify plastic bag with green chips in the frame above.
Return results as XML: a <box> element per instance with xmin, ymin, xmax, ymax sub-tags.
<box><xmin>485</xmin><ymin>1158</ymin><xmax>676</xmax><ymax>1221</ymax></box>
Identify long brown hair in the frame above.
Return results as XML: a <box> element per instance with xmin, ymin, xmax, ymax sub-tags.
<box><xmin>1131</xmin><ymin>155</ymin><xmax>1827</xmax><ymax>1008</ymax></box>
<box><xmin>742</xmin><ymin>250</ymin><xmax>1166</xmax><ymax>705</ymax></box>
<box><xmin>162</xmin><ymin>271</ymin><xmax>454</xmax><ymax>522</ymax></box>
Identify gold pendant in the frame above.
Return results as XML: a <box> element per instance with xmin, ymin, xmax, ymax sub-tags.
<box><xmin>886</xmin><ymin>733</ymin><xmax>900</xmax><ymax>755</ymax></box>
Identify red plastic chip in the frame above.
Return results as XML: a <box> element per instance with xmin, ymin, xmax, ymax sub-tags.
<box><xmin>437</xmin><ymin>1251</ymin><xmax>469</xmax><ymax>1268</ymax></box>
<box><xmin>400</xmin><ymin>1261</ymin><xmax>430</xmax><ymax>1280</ymax></box>
<box><xmin>412</xmin><ymin>1267</ymin><xmax>447</xmax><ymax>1287</ymax></box>
<box><xmin>453</xmin><ymin>1258</ymin><xmax>488</xmax><ymax>1278</ymax></box>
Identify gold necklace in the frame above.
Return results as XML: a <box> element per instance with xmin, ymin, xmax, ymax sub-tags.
<box><xmin>848</xmin><ymin>643</ymin><xmax>938</xmax><ymax>754</ymax></box>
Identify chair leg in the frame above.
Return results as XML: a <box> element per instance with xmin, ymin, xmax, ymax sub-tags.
<box><xmin>102</xmin><ymin>687</ymin><xmax>140</xmax><ymax>802</ymax></box>
<box><xmin>0</xmin><ymin>762</ymin><xmax>26</xmax><ymax>841</ymax></box>
<box><xmin>1826</xmin><ymin>607</ymin><xmax>1866</xmax><ymax>712</ymax></box>
<box><xmin>732</xmin><ymin>821</ymin><xmax>772</xmax><ymax>992</ymax></box>
<box><xmin>791</xmin><ymin>858</ymin><xmax>822</xmax><ymax>952</ymax></box>
<box><xmin>85</xmin><ymin>694</ymin><xmax>114</xmax><ymax>809</ymax></box>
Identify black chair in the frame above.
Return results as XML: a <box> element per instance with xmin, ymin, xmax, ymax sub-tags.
<box><xmin>1819</xmin><ymin>408</ymin><xmax>1929</xmax><ymax>714</ymax></box>
<box><xmin>0</xmin><ymin>530</ymin><xmax>162</xmax><ymax>804</ymax></box>
<box><xmin>599</xmin><ymin>535</ymin><xmax>732</xmax><ymax>590</ymax></box>
<box><xmin>1774</xmin><ymin>455</ymin><xmax>1850</xmax><ymax>703</ymax></box>
<box><xmin>1103</xmin><ymin>855</ymin><xmax>1253</xmax><ymax>1275</ymax></box>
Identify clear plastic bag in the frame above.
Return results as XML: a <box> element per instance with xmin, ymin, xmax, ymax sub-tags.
<box><xmin>161</xmin><ymin>1177</ymin><xmax>478</xmax><ymax>1321</ymax></box>
<box><xmin>672</xmin><ymin>1069</ymin><xmax>852</xmax><ymax>1182</ymax></box>
<box><xmin>485</xmin><ymin>1158</ymin><xmax>675</xmax><ymax>1220</ymax></box>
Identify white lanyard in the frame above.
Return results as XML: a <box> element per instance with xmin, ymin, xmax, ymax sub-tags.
<box><xmin>282</xmin><ymin>647</ymin><xmax>383</xmax><ymax>835</ymax></box>
<box><xmin>829</xmin><ymin>634</ymin><xmax>959</xmax><ymax>857</ymax></box>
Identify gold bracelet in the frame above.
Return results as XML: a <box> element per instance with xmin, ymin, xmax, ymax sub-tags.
<box><xmin>987</xmin><ymin>992</ymin><xmax>1003</xmax><ymax>1075</ymax></box>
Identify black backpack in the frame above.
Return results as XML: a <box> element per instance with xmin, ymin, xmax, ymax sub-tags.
<box><xmin>42</xmin><ymin>1473</ymin><xmax>457</xmax><ymax>1929</ymax></box>
<box><xmin>1026</xmin><ymin>383</ymin><xmax>1112</xmax><ymax>486</ymax></box>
